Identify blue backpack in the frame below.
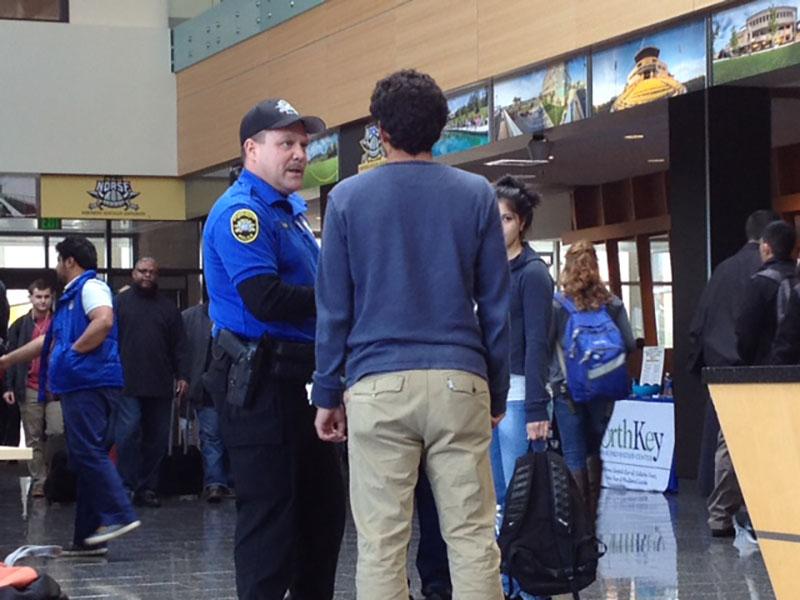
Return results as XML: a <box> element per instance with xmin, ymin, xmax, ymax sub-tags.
<box><xmin>555</xmin><ymin>293</ymin><xmax>630</xmax><ymax>403</ymax></box>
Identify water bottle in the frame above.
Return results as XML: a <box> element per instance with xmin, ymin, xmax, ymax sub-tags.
<box><xmin>663</xmin><ymin>372</ymin><xmax>673</xmax><ymax>397</ymax></box>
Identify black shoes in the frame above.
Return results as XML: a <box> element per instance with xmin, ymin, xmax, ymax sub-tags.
<box><xmin>710</xmin><ymin>525</ymin><xmax>736</xmax><ymax>538</ymax></box>
<box><xmin>133</xmin><ymin>489</ymin><xmax>161</xmax><ymax>508</ymax></box>
<box><xmin>205</xmin><ymin>485</ymin><xmax>224</xmax><ymax>504</ymax></box>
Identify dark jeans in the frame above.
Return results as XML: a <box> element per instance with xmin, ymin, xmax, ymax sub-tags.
<box><xmin>113</xmin><ymin>395</ymin><xmax>172</xmax><ymax>494</ymax></box>
<box><xmin>415</xmin><ymin>467</ymin><xmax>451</xmax><ymax>597</ymax></box>
<box><xmin>209</xmin><ymin>350</ymin><xmax>345</xmax><ymax>600</ymax></box>
<box><xmin>197</xmin><ymin>406</ymin><xmax>229</xmax><ymax>488</ymax></box>
<box><xmin>553</xmin><ymin>395</ymin><xmax>612</xmax><ymax>472</ymax></box>
<box><xmin>61</xmin><ymin>388</ymin><xmax>138</xmax><ymax>544</ymax></box>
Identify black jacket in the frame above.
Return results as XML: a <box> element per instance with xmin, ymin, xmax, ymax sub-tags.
<box><xmin>3</xmin><ymin>312</ymin><xmax>40</xmax><ymax>402</ymax></box>
<box><xmin>688</xmin><ymin>242</ymin><xmax>763</xmax><ymax>371</ymax></box>
<box><xmin>115</xmin><ymin>285</ymin><xmax>189</xmax><ymax>399</ymax></box>
<box><xmin>736</xmin><ymin>258</ymin><xmax>796</xmax><ymax>366</ymax></box>
<box><xmin>509</xmin><ymin>246</ymin><xmax>553</xmax><ymax>422</ymax></box>
<box><xmin>181</xmin><ymin>303</ymin><xmax>212</xmax><ymax>407</ymax></box>
<box><xmin>771</xmin><ymin>284</ymin><xmax>800</xmax><ymax>364</ymax></box>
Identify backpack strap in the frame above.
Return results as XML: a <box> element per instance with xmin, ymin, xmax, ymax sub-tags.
<box><xmin>554</xmin><ymin>292</ymin><xmax>578</xmax><ymax>315</ymax></box>
<box><xmin>755</xmin><ymin>268</ymin><xmax>785</xmax><ymax>284</ymax></box>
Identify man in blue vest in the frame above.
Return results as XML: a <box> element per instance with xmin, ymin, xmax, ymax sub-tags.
<box><xmin>0</xmin><ymin>235</ymin><xmax>140</xmax><ymax>556</ymax></box>
<box><xmin>202</xmin><ymin>99</ymin><xmax>345</xmax><ymax>599</ymax></box>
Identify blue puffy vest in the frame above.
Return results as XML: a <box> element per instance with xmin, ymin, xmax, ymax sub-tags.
<box><xmin>41</xmin><ymin>270</ymin><xmax>124</xmax><ymax>397</ymax></box>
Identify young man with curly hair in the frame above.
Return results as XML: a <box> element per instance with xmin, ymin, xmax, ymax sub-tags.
<box><xmin>312</xmin><ymin>69</ymin><xmax>510</xmax><ymax>600</ymax></box>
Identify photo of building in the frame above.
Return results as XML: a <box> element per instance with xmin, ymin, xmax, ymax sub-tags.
<box><xmin>611</xmin><ymin>46</ymin><xmax>687</xmax><ymax>111</ymax></box>
<box><xmin>713</xmin><ymin>0</ymin><xmax>800</xmax><ymax>83</ymax></box>
<box><xmin>493</xmin><ymin>57</ymin><xmax>587</xmax><ymax>141</ymax></box>
<box><xmin>593</xmin><ymin>19</ymin><xmax>706</xmax><ymax>113</ymax></box>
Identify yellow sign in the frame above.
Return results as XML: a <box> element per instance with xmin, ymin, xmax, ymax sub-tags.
<box><xmin>40</xmin><ymin>175</ymin><xmax>186</xmax><ymax>220</ymax></box>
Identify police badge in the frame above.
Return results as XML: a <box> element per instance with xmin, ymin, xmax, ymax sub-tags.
<box><xmin>230</xmin><ymin>208</ymin><xmax>259</xmax><ymax>244</ymax></box>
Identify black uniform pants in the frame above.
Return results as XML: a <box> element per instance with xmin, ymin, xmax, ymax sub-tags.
<box><xmin>209</xmin><ymin>354</ymin><xmax>345</xmax><ymax>600</ymax></box>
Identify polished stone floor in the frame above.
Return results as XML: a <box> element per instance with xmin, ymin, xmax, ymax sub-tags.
<box><xmin>0</xmin><ymin>462</ymin><xmax>775</xmax><ymax>599</ymax></box>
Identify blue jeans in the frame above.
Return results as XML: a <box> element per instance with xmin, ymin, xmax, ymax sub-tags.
<box><xmin>197</xmin><ymin>406</ymin><xmax>229</xmax><ymax>488</ymax></box>
<box><xmin>113</xmin><ymin>395</ymin><xmax>172</xmax><ymax>494</ymax></box>
<box><xmin>490</xmin><ymin>400</ymin><xmax>530</xmax><ymax>507</ymax></box>
<box><xmin>61</xmin><ymin>388</ymin><xmax>138</xmax><ymax>545</ymax></box>
<box><xmin>553</xmin><ymin>395</ymin><xmax>612</xmax><ymax>472</ymax></box>
<box><xmin>490</xmin><ymin>398</ymin><xmax>545</xmax><ymax>600</ymax></box>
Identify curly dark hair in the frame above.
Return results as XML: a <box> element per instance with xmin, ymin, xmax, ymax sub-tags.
<box><xmin>494</xmin><ymin>175</ymin><xmax>541</xmax><ymax>235</ymax></box>
<box><xmin>369</xmin><ymin>69</ymin><xmax>448</xmax><ymax>155</ymax></box>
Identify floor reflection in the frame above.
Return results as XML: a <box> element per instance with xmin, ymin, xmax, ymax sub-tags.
<box><xmin>0</xmin><ymin>463</ymin><xmax>777</xmax><ymax>599</ymax></box>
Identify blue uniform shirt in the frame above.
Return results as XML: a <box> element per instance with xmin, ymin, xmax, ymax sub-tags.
<box><xmin>203</xmin><ymin>168</ymin><xmax>319</xmax><ymax>342</ymax></box>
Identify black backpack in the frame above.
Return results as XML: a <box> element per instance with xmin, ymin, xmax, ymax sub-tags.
<box><xmin>498</xmin><ymin>448</ymin><xmax>605</xmax><ymax>599</ymax></box>
<box><xmin>756</xmin><ymin>267</ymin><xmax>799</xmax><ymax>323</ymax></box>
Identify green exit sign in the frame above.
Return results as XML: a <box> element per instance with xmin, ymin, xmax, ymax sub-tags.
<box><xmin>38</xmin><ymin>218</ymin><xmax>61</xmax><ymax>230</ymax></box>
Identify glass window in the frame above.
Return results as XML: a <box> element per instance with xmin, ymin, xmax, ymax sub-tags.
<box><xmin>650</xmin><ymin>237</ymin><xmax>672</xmax><ymax>282</ymax></box>
<box><xmin>654</xmin><ymin>284</ymin><xmax>674</xmax><ymax>347</ymax></box>
<box><xmin>0</xmin><ymin>236</ymin><xmax>46</xmax><ymax>268</ymax></box>
<box><xmin>620</xmin><ymin>283</ymin><xmax>645</xmax><ymax>340</ymax></box>
<box><xmin>0</xmin><ymin>0</ymin><xmax>68</xmax><ymax>22</ymax></box>
<box><xmin>651</xmin><ymin>236</ymin><xmax>673</xmax><ymax>347</ymax></box>
<box><xmin>112</xmin><ymin>237</ymin><xmax>134</xmax><ymax>269</ymax></box>
<box><xmin>48</xmin><ymin>237</ymin><xmax>106</xmax><ymax>269</ymax></box>
<box><xmin>617</xmin><ymin>240</ymin><xmax>640</xmax><ymax>283</ymax></box>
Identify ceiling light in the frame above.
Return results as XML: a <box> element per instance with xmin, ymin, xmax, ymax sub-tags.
<box><xmin>484</xmin><ymin>159</ymin><xmax>538</xmax><ymax>167</ymax></box>
<box><xmin>647</xmin><ymin>158</ymin><xmax>666</xmax><ymax>164</ymax></box>
<box><xmin>625</xmin><ymin>134</ymin><xmax>645</xmax><ymax>140</ymax></box>
<box><xmin>514</xmin><ymin>174</ymin><xmax>537</xmax><ymax>180</ymax></box>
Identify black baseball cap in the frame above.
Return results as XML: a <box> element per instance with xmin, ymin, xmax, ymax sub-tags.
<box><xmin>239</xmin><ymin>98</ymin><xmax>326</xmax><ymax>145</ymax></box>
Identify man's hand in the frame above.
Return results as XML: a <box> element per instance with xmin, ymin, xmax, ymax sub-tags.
<box><xmin>2</xmin><ymin>391</ymin><xmax>15</xmax><ymax>406</ymax></box>
<box><xmin>315</xmin><ymin>406</ymin><xmax>347</xmax><ymax>443</ymax></box>
<box><xmin>491</xmin><ymin>412</ymin><xmax>505</xmax><ymax>429</ymax></box>
<box><xmin>175</xmin><ymin>379</ymin><xmax>189</xmax><ymax>400</ymax></box>
<box><xmin>526</xmin><ymin>420</ymin><xmax>550</xmax><ymax>441</ymax></box>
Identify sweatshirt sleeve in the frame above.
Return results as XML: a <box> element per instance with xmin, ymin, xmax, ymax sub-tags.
<box><xmin>475</xmin><ymin>193</ymin><xmax>511</xmax><ymax>417</ymax></box>
<box><xmin>611</xmin><ymin>299</ymin><xmax>637</xmax><ymax>354</ymax></box>
<box><xmin>311</xmin><ymin>197</ymin><xmax>353</xmax><ymax>409</ymax></box>
<box><xmin>520</xmin><ymin>262</ymin><xmax>553</xmax><ymax>423</ymax></box>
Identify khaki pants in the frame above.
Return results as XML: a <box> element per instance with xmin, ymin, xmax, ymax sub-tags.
<box><xmin>347</xmin><ymin>369</ymin><xmax>503</xmax><ymax>600</ymax></box>
<box><xmin>20</xmin><ymin>388</ymin><xmax>64</xmax><ymax>483</ymax></box>
<box><xmin>707</xmin><ymin>430</ymin><xmax>744</xmax><ymax>530</ymax></box>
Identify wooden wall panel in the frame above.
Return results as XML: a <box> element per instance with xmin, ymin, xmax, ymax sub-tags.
<box><xmin>177</xmin><ymin>0</ymin><xmax>730</xmax><ymax>174</ymax></box>
<box><xmin>395</xmin><ymin>0</ymin><xmax>480</xmax><ymax>92</ymax></box>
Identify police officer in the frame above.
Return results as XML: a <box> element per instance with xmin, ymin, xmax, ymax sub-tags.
<box><xmin>202</xmin><ymin>99</ymin><xmax>345</xmax><ymax>600</ymax></box>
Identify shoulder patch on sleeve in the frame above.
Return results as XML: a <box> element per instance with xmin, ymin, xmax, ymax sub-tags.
<box><xmin>230</xmin><ymin>208</ymin><xmax>259</xmax><ymax>244</ymax></box>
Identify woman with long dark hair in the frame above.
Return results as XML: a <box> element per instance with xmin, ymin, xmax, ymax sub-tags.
<box><xmin>549</xmin><ymin>240</ymin><xmax>635</xmax><ymax>524</ymax></box>
<box><xmin>491</xmin><ymin>176</ymin><xmax>553</xmax><ymax>600</ymax></box>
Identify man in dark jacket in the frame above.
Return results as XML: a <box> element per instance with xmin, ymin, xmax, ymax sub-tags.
<box><xmin>688</xmin><ymin>209</ymin><xmax>779</xmax><ymax>533</ymax></box>
<box><xmin>706</xmin><ymin>219</ymin><xmax>796</xmax><ymax>538</ymax></box>
<box><xmin>181</xmin><ymin>301</ymin><xmax>231</xmax><ymax>502</ymax></box>
<box><xmin>736</xmin><ymin>220</ymin><xmax>797</xmax><ymax>366</ymax></box>
<box><xmin>2</xmin><ymin>279</ymin><xmax>60</xmax><ymax>496</ymax></box>
<box><xmin>770</xmin><ymin>284</ymin><xmax>800</xmax><ymax>364</ymax></box>
<box><xmin>114</xmin><ymin>257</ymin><xmax>189</xmax><ymax>508</ymax></box>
